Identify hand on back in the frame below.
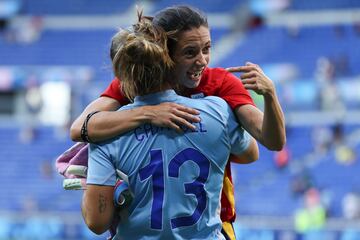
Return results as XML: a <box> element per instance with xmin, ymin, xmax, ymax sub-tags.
<box><xmin>142</xmin><ymin>102</ymin><xmax>201</xmax><ymax>133</ymax></box>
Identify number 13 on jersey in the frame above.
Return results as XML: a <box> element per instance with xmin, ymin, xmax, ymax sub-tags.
<box><xmin>139</xmin><ymin>148</ymin><xmax>210</xmax><ymax>230</ymax></box>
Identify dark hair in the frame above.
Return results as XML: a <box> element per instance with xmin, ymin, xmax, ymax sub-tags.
<box><xmin>110</xmin><ymin>5</ymin><xmax>208</xmax><ymax>60</ymax></box>
<box><xmin>112</xmin><ymin>16</ymin><xmax>173</xmax><ymax>100</ymax></box>
<box><xmin>153</xmin><ymin>5</ymin><xmax>208</xmax><ymax>56</ymax></box>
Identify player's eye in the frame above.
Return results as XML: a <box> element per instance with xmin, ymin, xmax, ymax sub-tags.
<box><xmin>184</xmin><ymin>49</ymin><xmax>196</xmax><ymax>57</ymax></box>
<box><xmin>203</xmin><ymin>46</ymin><xmax>211</xmax><ymax>54</ymax></box>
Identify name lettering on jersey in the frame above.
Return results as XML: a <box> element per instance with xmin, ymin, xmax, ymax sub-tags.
<box><xmin>134</xmin><ymin>121</ymin><xmax>207</xmax><ymax>142</ymax></box>
<box><xmin>190</xmin><ymin>93</ymin><xmax>204</xmax><ymax>99</ymax></box>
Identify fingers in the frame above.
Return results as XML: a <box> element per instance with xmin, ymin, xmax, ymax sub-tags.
<box><xmin>225</xmin><ymin>65</ymin><xmax>254</xmax><ymax>73</ymax></box>
<box><xmin>175</xmin><ymin>108</ymin><xmax>201</xmax><ymax>123</ymax></box>
<box><xmin>246</xmin><ymin>61</ymin><xmax>256</xmax><ymax>66</ymax></box>
<box><xmin>177</xmin><ymin>105</ymin><xmax>200</xmax><ymax>116</ymax></box>
<box><xmin>227</xmin><ymin>63</ymin><xmax>273</xmax><ymax>95</ymax></box>
<box><xmin>165</xmin><ymin>103</ymin><xmax>201</xmax><ymax>130</ymax></box>
<box><xmin>226</xmin><ymin>62</ymin><xmax>262</xmax><ymax>73</ymax></box>
<box><xmin>173</xmin><ymin>104</ymin><xmax>201</xmax><ymax>131</ymax></box>
<box><xmin>153</xmin><ymin>102</ymin><xmax>201</xmax><ymax>132</ymax></box>
<box><xmin>241</xmin><ymin>78</ymin><xmax>261</xmax><ymax>91</ymax></box>
<box><xmin>240</xmin><ymin>71</ymin><xmax>257</xmax><ymax>80</ymax></box>
<box><xmin>172</xmin><ymin>115</ymin><xmax>198</xmax><ymax>131</ymax></box>
<box><xmin>170</xmin><ymin>123</ymin><xmax>183</xmax><ymax>134</ymax></box>
<box><xmin>243</xmin><ymin>83</ymin><xmax>258</xmax><ymax>91</ymax></box>
<box><xmin>242</xmin><ymin>78</ymin><xmax>256</xmax><ymax>84</ymax></box>
<box><xmin>160</xmin><ymin>102</ymin><xmax>200</xmax><ymax>116</ymax></box>
<box><xmin>175</xmin><ymin>106</ymin><xmax>201</xmax><ymax>124</ymax></box>
<box><xmin>150</xmin><ymin>113</ymin><xmax>183</xmax><ymax>132</ymax></box>
<box><xmin>225</xmin><ymin>66</ymin><xmax>249</xmax><ymax>73</ymax></box>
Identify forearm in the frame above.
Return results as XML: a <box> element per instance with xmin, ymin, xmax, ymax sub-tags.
<box><xmin>82</xmin><ymin>186</ymin><xmax>114</xmax><ymax>234</ymax></box>
<box><xmin>262</xmin><ymin>91</ymin><xmax>286</xmax><ymax>151</ymax></box>
<box><xmin>71</xmin><ymin>98</ymin><xmax>201</xmax><ymax>143</ymax></box>
<box><xmin>70</xmin><ymin>97</ymin><xmax>121</xmax><ymax>142</ymax></box>
<box><xmin>86</xmin><ymin>106</ymin><xmax>154</xmax><ymax>142</ymax></box>
<box><xmin>235</xmin><ymin>105</ymin><xmax>263</xmax><ymax>146</ymax></box>
<box><xmin>236</xmin><ymin>99</ymin><xmax>285</xmax><ymax>151</ymax></box>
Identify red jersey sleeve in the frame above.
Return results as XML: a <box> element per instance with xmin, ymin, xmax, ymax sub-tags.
<box><xmin>218</xmin><ymin>70</ymin><xmax>255</xmax><ymax>110</ymax></box>
<box><xmin>197</xmin><ymin>68</ymin><xmax>254</xmax><ymax>110</ymax></box>
<box><xmin>100</xmin><ymin>78</ymin><xmax>129</xmax><ymax>106</ymax></box>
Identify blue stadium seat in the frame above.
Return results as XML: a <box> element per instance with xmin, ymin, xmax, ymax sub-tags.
<box><xmin>289</xmin><ymin>0</ymin><xmax>360</xmax><ymax>11</ymax></box>
<box><xmin>152</xmin><ymin>0</ymin><xmax>244</xmax><ymax>13</ymax></box>
<box><xmin>220</xmin><ymin>25</ymin><xmax>360</xmax><ymax>79</ymax></box>
<box><xmin>21</xmin><ymin>0</ymin><xmax>133</xmax><ymax>15</ymax></box>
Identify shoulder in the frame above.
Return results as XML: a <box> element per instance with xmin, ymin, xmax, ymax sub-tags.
<box><xmin>201</xmin><ymin>67</ymin><xmax>228</xmax><ymax>83</ymax></box>
<box><xmin>202</xmin><ymin>96</ymin><xmax>228</xmax><ymax>108</ymax></box>
<box><xmin>192</xmin><ymin>96</ymin><xmax>232</xmax><ymax>118</ymax></box>
<box><xmin>199</xmin><ymin>67</ymin><xmax>239</xmax><ymax>86</ymax></box>
<box><xmin>180</xmin><ymin>94</ymin><xmax>225</xmax><ymax>105</ymax></box>
<box><xmin>196</xmin><ymin>67</ymin><xmax>230</xmax><ymax>94</ymax></box>
<box><xmin>204</xmin><ymin>67</ymin><xmax>228</xmax><ymax>76</ymax></box>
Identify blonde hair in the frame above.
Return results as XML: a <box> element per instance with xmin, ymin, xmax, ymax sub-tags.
<box><xmin>112</xmin><ymin>14</ymin><xmax>174</xmax><ymax>101</ymax></box>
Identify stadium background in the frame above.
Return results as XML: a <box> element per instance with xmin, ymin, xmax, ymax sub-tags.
<box><xmin>1</xmin><ymin>0</ymin><xmax>360</xmax><ymax>239</ymax></box>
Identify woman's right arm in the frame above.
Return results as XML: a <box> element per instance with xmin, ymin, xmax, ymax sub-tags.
<box><xmin>70</xmin><ymin>96</ymin><xmax>120</xmax><ymax>142</ymax></box>
<box><xmin>70</xmin><ymin>97</ymin><xmax>201</xmax><ymax>143</ymax></box>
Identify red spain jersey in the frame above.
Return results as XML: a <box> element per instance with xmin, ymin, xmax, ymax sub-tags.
<box><xmin>101</xmin><ymin>67</ymin><xmax>255</xmax><ymax>222</ymax></box>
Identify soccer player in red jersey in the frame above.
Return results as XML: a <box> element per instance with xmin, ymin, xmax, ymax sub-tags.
<box><xmin>70</xmin><ymin>5</ymin><xmax>285</xmax><ymax>239</ymax></box>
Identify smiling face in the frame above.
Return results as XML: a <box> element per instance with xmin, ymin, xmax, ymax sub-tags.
<box><xmin>171</xmin><ymin>26</ymin><xmax>211</xmax><ymax>89</ymax></box>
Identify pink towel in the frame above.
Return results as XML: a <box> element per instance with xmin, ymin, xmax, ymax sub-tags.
<box><xmin>55</xmin><ymin>142</ymin><xmax>88</xmax><ymax>179</ymax></box>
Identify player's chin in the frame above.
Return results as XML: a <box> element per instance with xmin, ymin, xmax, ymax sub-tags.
<box><xmin>184</xmin><ymin>78</ymin><xmax>201</xmax><ymax>89</ymax></box>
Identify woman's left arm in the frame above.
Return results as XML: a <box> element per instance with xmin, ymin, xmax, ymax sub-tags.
<box><xmin>227</xmin><ymin>62</ymin><xmax>286</xmax><ymax>151</ymax></box>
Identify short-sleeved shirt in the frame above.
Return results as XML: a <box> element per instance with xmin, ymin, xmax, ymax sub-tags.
<box><xmin>88</xmin><ymin>90</ymin><xmax>251</xmax><ymax>240</ymax></box>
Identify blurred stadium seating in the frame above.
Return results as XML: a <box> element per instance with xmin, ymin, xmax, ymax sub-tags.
<box><xmin>1</xmin><ymin>0</ymin><xmax>360</xmax><ymax>239</ymax></box>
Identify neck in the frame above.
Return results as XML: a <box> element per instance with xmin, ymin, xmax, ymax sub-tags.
<box><xmin>146</xmin><ymin>83</ymin><xmax>172</xmax><ymax>96</ymax></box>
<box><xmin>159</xmin><ymin>82</ymin><xmax>172</xmax><ymax>92</ymax></box>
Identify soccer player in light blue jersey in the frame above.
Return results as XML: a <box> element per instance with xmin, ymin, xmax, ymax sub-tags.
<box><xmin>81</xmin><ymin>15</ymin><xmax>259</xmax><ymax>240</ymax></box>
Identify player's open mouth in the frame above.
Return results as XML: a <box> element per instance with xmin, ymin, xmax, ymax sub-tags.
<box><xmin>188</xmin><ymin>69</ymin><xmax>204</xmax><ymax>81</ymax></box>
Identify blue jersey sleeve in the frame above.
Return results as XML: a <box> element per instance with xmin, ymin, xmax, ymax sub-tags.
<box><xmin>209</xmin><ymin>96</ymin><xmax>250</xmax><ymax>155</ymax></box>
<box><xmin>204</xmin><ymin>96</ymin><xmax>251</xmax><ymax>155</ymax></box>
<box><xmin>226</xmin><ymin>108</ymin><xmax>251</xmax><ymax>155</ymax></box>
<box><xmin>87</xmin><ymin>143</ymin><xmax>117</xmax><ymax>186</ymax></box>
<box><xmin>228</xmin><ymin>126</ymin><xmax>251</xmax><ymax>155</ymax></box>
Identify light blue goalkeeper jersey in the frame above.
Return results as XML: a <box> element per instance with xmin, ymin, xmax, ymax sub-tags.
<box><xmin>87</xmin><ymin>90</ymin><xmax>251</xmax><ymax>240</ymax></box>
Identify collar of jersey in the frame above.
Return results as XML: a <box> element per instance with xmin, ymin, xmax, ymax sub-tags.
<box><xmin>133</xmin><ymin>89</ymin><xmax>178</xmax><ymax>105</ymax></box>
